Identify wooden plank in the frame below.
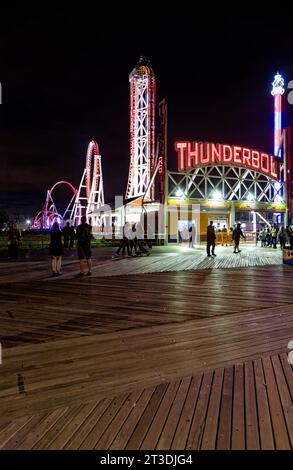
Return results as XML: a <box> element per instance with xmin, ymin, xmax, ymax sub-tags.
<box><xmin>231</xmin><ymin>364</ymin><xmax>245</xmax><ymax>450</ymax></box>
<box><xmin>279</xmin><ymin>353</ymin><xmax>293</xmax><ymax>403</ymax></box>
<box><xmin>186</xmin><ymin>371</ymin><xmax>213</xmax><ymax>450</ymax></box>
<box><xmin>262</xmin><ymin>356</ymin><xmax>290</xmax><ymax>449</ymax></box>
<box><xmin>94</xmin><ymin>391</ymin><xmax>142</xmax><ymax>449</ymax></box>
<box><xmin>64</xmin><ymin>398</ymin><xmax>111</xmax><ymax>449</ymax></box>
<box><xmin>244</xmin><ymin>361</ymin><xmax>260</xmax><ymax>449</ymax></box>
<box><xmin>0</xmin><ymin>416</ymin><xmax>33</xmax><ymax>449</ymax></box>
<box><xmin>253</xmin><ymin>358</ymin><xmax>274</xmax><ymax>449</ymax></box>
<box><xmin>271</xmin><ymin>355</ymin><xmax>293</xmax><ymax>448</ymax></box>
<box><xmin>140</xmin><ymin>381</ymin><xmax>180</xmax><ymax>450</ymax></box>
<box><xmin>79</xmin><ymin>394</ymin><xmax>129</xmax><ymax>449</ymax></box>
<box><xmin>110</xmin><ymin>387</ymin><xmax>156</xmax><ymax>450</ymax></box>
<box><xmin>44</xmin><ymin>403</ymin><xmax>98</xmax><ymax>450</ymax></box>
<box><xmin>216</xmin><ymin>366</ymin><xmax>233</xmax><ymax>450</ymax></box>
<box><xmin>171</xmin><ymin>375</ymin><xmax>202</xmax><ymax>450</ymax></box>
<box><xmin>125</xmin><ymin>383</ymin><xmax>168</xmax><ymax>450</ymax></box>
<box><xmin>201</xmin><ymin>369</ymin><xmax>224</xmax><ymax>450</ymax></box>
<box><xmin>156</xmin><ymin>377</ymin><xmax>191</xmax><ymax>450</ymax></box>
<box><xmin>1</xmin><ymin>412</ymin><xmax>49</xmax><ymax>450</ymax></box>
<box><xmin>15</xmin><ymin>408</ymin><xmax>67</xmax><ymax>450</ymax></box>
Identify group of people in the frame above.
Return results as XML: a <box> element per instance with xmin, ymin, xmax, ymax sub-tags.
<box><xmin>206</xmin><ymin>221</ymin><xmax>246</xmax><ymax>257</ymax></box>
<box><xmin>114</xmin><ymin>221</ymin><xmax>151</xmax><ymax>258</ymax></box>
<box><xmin>257</xmin><ymin>224</ymin><xmax>293</xmax><ymax>249</ymax></box>
<box><xmin>49</xmin><ymin>216</ymin><xmax>92</xmax><ymax>276</ymax></box>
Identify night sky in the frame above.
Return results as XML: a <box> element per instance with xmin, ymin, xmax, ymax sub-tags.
<box><xmin>1</xmin><ymin>10</ymin><xmax>293</xmax><ymax>218</ymax></box>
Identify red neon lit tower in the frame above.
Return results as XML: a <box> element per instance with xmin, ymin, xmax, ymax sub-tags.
<box><xmin>271</xmin><ymin>72</ymin><xmax>285</xmax><ymax>156</ymax></box>
<box><xmin>125</xmin><ymin>56</ymin><xmax>156</xmax><ymax>201</ymax></box>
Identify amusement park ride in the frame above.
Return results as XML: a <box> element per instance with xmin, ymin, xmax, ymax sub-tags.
<box><xmin>33</xmin><ymin>58</ymin><xmax>292</xmax><ymax>232</ymax></box>
<box><xmin>33</xmin><ymin>140</ymin><xmax>104</xmax><ymax>229</ymax></box>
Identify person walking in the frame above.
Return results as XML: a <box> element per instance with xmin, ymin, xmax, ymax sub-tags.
<box><xmin>206</xmin><ymin>221</ymin><xmax>216</xmax><ymax>257</ymax></box>
<box><xmin>49</xmin><ymin>221</ymin><xmax>63</xmax><ymax>276</ymax></box>
<box><xmin>189</xmin><ymin>223</ymin><xmax>196</xmax><ymax>248</ymax></box>
<box><xmin>232</xmin><ymin>222</ymin><xmax>246</xmax><ymax>253</ymax></box>
<box><xmin>76</xmin><ymin>216</ymin><xmax>93</xmax><ymax>276</ymax></box>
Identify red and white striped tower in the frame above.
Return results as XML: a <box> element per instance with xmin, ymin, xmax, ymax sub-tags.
<box><xmin>125</xmin><ymin>56</ymin><xmax>156</xmax><ymax>201</ymax></box>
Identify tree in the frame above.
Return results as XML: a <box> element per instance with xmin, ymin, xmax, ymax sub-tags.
<box><xmin>0</xmin><ymin>209</ymin><xmax>9</xmax><ymax>230</ymax></box>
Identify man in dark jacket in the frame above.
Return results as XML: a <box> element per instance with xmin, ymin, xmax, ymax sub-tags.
<box><xmin>233</xmin><ymin>222</ymin><xmax>246</xmax><ymax>253</ymax></box>
<box><xmin>76</xmin><ymin>216</ymin><xmax>93</xmax><ymax>275</ymax></box>
<box><xmin>206</xmin><ymin>221</ymin><xmax>216</xmax><ymax>257</ymax></box>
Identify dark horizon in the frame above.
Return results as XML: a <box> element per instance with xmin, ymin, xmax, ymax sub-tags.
<box><xmin>1</xmin><ymin>12</ymin><xmax>293</xmax><ymax>218</ymax></box>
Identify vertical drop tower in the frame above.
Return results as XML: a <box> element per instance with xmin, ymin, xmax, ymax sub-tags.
<box><xmin>125</xmin><ymin>56</ymin><xmax>156</xmax><ymax>201</ymax></box>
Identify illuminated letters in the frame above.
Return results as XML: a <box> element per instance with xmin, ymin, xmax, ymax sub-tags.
<box><xmin>251</xmin><ymin>150</ymin><xmax>260</xmax><ymax>170</ymax></box>
<box><xmin>233</xmin><ymin>146</ymin><xmax>242</xmax><ymax>163</ymax></box>
<box><xmin>211</xmin><ymin>143</ymin><xmax>222</xmax><ymax>163</ymax></box>
<box><xmin>174</xmin><ymin>141</ymin><xmax>281</xmax><ymax>180</ymax></box>
<box><xmin>187</xmin><ymin>142</ymin><xmax>198</xmax><ymax>168</ymax></box>
<box><xmin>223</xmin><ymin>145</ymin><xmax>233</xmax><ymax>162</ymax></box>
<box><xmin>260</xmin><ymin>153</ymin><xmax>269</xmax><ymax>174</ymax></box>
<box><xmin>242</xmin><ymin>148</ymin><xmax>251</xmax><ymax>167</ymax></box>
<box><xmin>175</xmin><ymin>142</ymin><xmax>187</xmax><ymax>170</ymax></box>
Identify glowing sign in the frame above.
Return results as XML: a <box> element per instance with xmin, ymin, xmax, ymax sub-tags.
<box><xmin>175</xmin><ymin>141</ymin><xmax>281</xmax><ymax>180</ymax></box>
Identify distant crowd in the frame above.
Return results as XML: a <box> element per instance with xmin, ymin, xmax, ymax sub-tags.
<box><xmin>256</xmin><ymin>225</ymin><xmax>293</xmax><ymax>249</ymax></box>
<box><xmin>205</xmin><ymin>222</ymin><xmax>293</xmax><ymax>257</ymax></box>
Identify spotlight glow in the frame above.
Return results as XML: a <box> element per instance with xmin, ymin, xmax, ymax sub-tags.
<box><xmin>212</xmin><ymin>190</ymin><xmax>222</xmax><ymax>200</ymax></box>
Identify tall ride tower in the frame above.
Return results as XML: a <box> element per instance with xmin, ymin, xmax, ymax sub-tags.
<box><xmin>125</xmin><ymin>56</ymin><xmax>156</xmax><ymax>201</ymax></box>
<box><xmin>271</xmin><ymin>72</ymin><xmax>285</xmax><ymax>156</ymax></box>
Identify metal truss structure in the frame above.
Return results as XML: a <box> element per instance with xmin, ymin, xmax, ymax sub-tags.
<box><xmin>125</xmin><ymin>56</ymin><xmax>156</xmax><ymax>201</ymax></box>
<box><xmin>167</xmin><ymin>165</ymin><xmax>285</xmax><ymax>204</ymax></box>
<box><xmin>70</xmin><ymin>140</ymin><xmax>104</xmax><ymax>226</ymax></box>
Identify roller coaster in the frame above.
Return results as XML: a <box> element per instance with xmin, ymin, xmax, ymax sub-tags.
<box><xmin>33</xmin><ymin>140</ymin><xmax>104</xmax><ymax>228</ymax></box>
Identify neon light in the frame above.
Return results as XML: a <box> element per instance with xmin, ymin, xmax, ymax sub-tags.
<box><xmin>175</xmin><ymin>142</ymin><xmax>187</xmax><ymax>170</ymax></box>
<box><xmin>174</xmin><ymin>141</ymin><xmax>281</xmax><ymax>180</ymax></box>
<box><xmin>271</xmin><ymin>72</ymin><xmax>285</xmax><ymax>156</ymax></box>
<box><xmin>125</xmin><ymin>57</ymin><xmax>156</xmax><ymax>200</ymax></box>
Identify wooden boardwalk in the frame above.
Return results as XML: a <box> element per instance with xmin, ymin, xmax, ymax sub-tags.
<box><xmin>0</xmin><ymin>353</ymin><xmax>292</xmax><ymax>449</ymax></box>
<box><xmin>0</xmin><ymin>247</ymin><xmax>292</xmax><ymax>449</ymax></box>
<box><xmin>0</xmin><ymin>245</ymin><xmax>282</xmax><ymax>284</ymax></box>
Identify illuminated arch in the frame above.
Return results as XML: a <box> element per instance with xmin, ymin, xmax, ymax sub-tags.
<box><xmin>33</xmin><ymin>180</ymin><xmax>77</xmax><ymax>228</ymax></box>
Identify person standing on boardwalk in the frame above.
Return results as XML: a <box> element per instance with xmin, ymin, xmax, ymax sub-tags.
<box><xmin>69</xmin><ymin>225</ymin><xmax>75</xmax><ymax>249</ymax></box>
<box><xmin>7</xmin><ymin>223</ymin><xmax>22</xmax><ymax>260</ymax></box>
<box><xmin>62</xmin><ymin>222</ymin><xmax>70</xmax><ymax>249</ymax></box>
<box><xmin>49</xmin><ymin>221</ymin><xmax>63</xmax><ymax>276</ymax></box>
<box><xmin>232</xmin><ymin>222</ymin><xmax>246</xmax><ymax>253</ymax></box>
<box><xmin>76</xmin><ymin>216</ymin><xmax>93</xmax><ymax>276</ymax></box>
<box><xmin>222</xmin><ymin>225</ymin><xmax>228</xmax><ymax>246</ymax></box>
<box><xmin>206</xmin><ymin>221</ymin><xmax>216</xmax><ymax>257</ymax></box>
